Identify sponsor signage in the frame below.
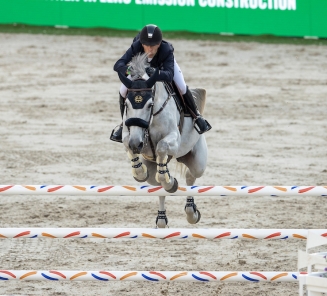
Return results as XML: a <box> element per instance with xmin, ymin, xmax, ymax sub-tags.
<box><xmin>0</xmin><ymin>0</ymin><xmax>326</xmax><ymax>37</ymax></box>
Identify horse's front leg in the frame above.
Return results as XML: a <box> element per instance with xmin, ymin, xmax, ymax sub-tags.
<box><xmin>123</xmin><ymin>127</ymin><xmax>149</xmax><ymax>182</ymax></box>
<box><xmin>155</xmin><ymin>133</ymin><xmax>180</xmax><ymax>193</ymax></box>
<box><xmin>127</xmin><ymin>151</ymin><xmax>149</xmax><ymax>182</ymax></box>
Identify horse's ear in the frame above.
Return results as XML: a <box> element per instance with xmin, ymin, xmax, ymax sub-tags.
<box><xmin>146</xmin><ymin>69</ymin><xmax>159</xmax><ymax>88</ymax></box>
<box><xmin>118</xmin><ymin>72</ymin><xmax>132</xmax><ymax>89</ymax></box>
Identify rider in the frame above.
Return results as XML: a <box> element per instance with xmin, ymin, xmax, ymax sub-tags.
<box><xmin>110</xmin><ymin>24</ymin><xmax>211</xmax><ymax>143</ymax></box>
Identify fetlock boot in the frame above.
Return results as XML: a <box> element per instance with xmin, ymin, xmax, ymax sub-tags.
<box><xmin>110</xmin><ymin>93</ymin><xmax>125</xmax><ymax>143</ymax></box>
<box><xmin>183</xmin><ymin>86</ymin><xmax>212</xmax><ymax>134</ymax></box>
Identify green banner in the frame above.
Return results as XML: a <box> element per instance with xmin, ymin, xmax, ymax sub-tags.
<box><xmin>0</xmin><ymin>0</ymin><xmax>326</xmax><ymax>38</ymax></box>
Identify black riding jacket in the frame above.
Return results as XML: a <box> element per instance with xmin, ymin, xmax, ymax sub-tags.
<box><xmin>113</xmin><ymin>33</ymin><xmax>174</xmax><ymax>82</ymax></box>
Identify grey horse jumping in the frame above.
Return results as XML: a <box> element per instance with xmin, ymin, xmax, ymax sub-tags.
<box><xmin>118</xmin><ymin>53</ymin><xmax>208</xmax><ymax>228</ymax></box>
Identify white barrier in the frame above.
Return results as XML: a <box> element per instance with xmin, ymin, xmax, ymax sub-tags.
<box><xmin>0</xmin><ymin>270</ymin><xmax>303</xmax><ymax>282</ymax></box>
<box><xmin>0</xmin><ymin>228</ymin><xmax>326</xmax><ymax>240</ymax></box>
<box><xmin>0</xmin><ymin>185</ymin><xmax>326</xmax><ymax>196</ymax></box>
<box><xmin>298</xmin><ymin>232</ymin><xmax>327</xmax><ymax>295</ymax></box>
<box><xmin>2</xmin><ymin>185</ymin><xmax>324</xmax><ymax>290</ymax></box>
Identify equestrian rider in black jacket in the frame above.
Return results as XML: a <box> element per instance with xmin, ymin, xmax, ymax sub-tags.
<box><xmin>110</xmin><ymin>24</ymin><xmax>211</xmax><ymax>143</ymax></box>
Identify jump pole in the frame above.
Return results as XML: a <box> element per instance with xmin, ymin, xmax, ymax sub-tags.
<box><xmin>0</xmin><ymin>228</ymin><xmax>326</xmax><ymax>239</ymax></box>
<box><xmin>0</xmin><ymin>270</ymin><xmax>309</xmax><ymax>282</ymax></box>
<box><xmin>0</xmin><ymin>185</ymin><xmax>326</xmax><ymax>196</ymax></box>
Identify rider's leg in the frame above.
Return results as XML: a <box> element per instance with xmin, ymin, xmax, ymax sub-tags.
<box><xmin>110</xmin><ymin>90</ymin><xmax>126</xmax><ymax>143</ymax></box>
<box><xmin>173</xmin><ymin>59</ymin><xmax>211</xmax><ymax>134</ymax></box>
<box><xmin>110</xmin><ymin>76</ymin><xmax>131</xmax><ymax>142</ymax></box>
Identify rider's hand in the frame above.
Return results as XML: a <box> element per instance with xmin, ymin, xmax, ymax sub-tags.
<box><xmin>117</xmin><ymin>66</ymin><xmax>128</xmax><ymax>76</ymax></box>
<box><xmin>145</xmin><ymin>67</ymin><xmax>155</xmax><ymax>77</ymax></box>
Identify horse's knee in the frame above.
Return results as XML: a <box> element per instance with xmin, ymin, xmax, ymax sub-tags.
<box><xmin>156</xmin><ymin>136</ymin><xmax>179</xmax><ymax>158</ymax></box>
<box><xmin>156</xmin><ymin>141</ymin><xmax>169</xmax><ymax>158</ymax></box>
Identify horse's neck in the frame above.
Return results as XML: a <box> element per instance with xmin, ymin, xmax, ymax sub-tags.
<box><xmin>153</xmin><ymin>82</ymin><xmax>179</xmax><ymax>114</ymax></box>
<box><xmin>151</xmin><ymin>82</ymin><xmax>179</xmax><ymax>129</ymax></box>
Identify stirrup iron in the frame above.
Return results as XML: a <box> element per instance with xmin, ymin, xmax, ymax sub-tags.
<box><xmin>193</xmin><ymin>116</ymin><xmax>212</xmax><ymax>134</ymax></box>
<box><xmin>110</xmin><ymin>124</ymin><xmax>123</xmax><ymax>143</ymax></box>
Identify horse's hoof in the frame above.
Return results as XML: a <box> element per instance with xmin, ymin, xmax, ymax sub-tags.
<box><xmin>195</xmin><ymin>209</ymin><xmax>201</xmax><ymax>223</ymax></box>
<box><xmin>156</xmin><ymin>210</ymin><xmax>168</xmax><ymax>228</ymax></box>
<box><xmin>166</xmin><ymin>178</ymin><xmax>178</xmax><ymax>193</ymax></box>
<box><xmin>156</xmin><ymin>219</ymin><xmax>168</xmax><ymax>228</ymax></box>
<box><xmin>133</xmin><ymin>170</ymin><xmax>149</xmax><ymax>183</ymax></box>
<box><xmin>185</xmin><ymin>204</ymin><xmax>201</xmax><ymax>224</ymax></box>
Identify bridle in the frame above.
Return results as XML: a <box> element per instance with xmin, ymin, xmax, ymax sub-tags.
<box><xmin>125</xmin><ymin>82</ymin><xmax>155</xmax><ymax>130</ymax></box>
<box><xmin>125</xmin><ymin>80</ymin><xmax>172</xmax><ymax>160</ymax></box>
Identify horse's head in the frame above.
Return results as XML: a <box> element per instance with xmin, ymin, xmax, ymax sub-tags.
<box><xmin>118</xmin><ymin>55</ymin><xmax>158</xmax><ymax>154</ymax></box>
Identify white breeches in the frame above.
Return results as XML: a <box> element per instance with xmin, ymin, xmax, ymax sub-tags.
<box><xmin>119</xmin><ymin>59</ymin><xmax>187</xmax><ymax>98</ymax></box>
<box><xmin>173</xmin><ymin>59</ymin><xmax>187</xmax><ymax>95</ymax></box>
<box><xmin>119</xmin><ymin>74</ymin><xmax>132</xmax><ymax>98</ymax></box>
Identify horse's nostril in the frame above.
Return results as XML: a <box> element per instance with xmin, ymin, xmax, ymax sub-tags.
<box><xmin>129</xmin><ymin>139</ymin><xmax>144</xmax><ymax>154</ymax></box>
<box><xmin>138</xmin><ymin>142</ymin><xmax>144</xmax><ymax>151</ymax></box>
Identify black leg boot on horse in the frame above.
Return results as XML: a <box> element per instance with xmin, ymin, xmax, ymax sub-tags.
<box><xmin>110</xmin><ymin>93</ymin><xmax>125</xmax><ymax>143</ymax></box>
<box><xmin>183</xmin><ymin>86</ymin><xmax>212</xmax><ymax>134</ymax></box>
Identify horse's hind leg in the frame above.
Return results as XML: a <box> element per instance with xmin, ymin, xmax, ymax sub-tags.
<box><xmin>184</xmin><ymin>170</ymin><xmax>201</xmax><ymax>224</ymax></box>
<box><xmin>178</xmin><ymin>136</ymin><xmax>207</xmax><ymax>224</ymax></box>
<box><xmin>156</xmin><ymin>196</ymin><xmax>168</xmax><ymax>228</ymax></box>
<box><xmin>142</xmin><ymin>158</ymin><xmax>168</xmax><ymax>228</ymax></box>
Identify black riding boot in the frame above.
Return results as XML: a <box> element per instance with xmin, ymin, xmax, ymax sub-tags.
<box><xmin>183</xmin><ymin>86</ymin><xmax>212</xmax><ymax>134</ymax></box>
<box><xmin>110</xmin><ymin>93</ymin><xmax>125</xmax><ymax>143</ymax></box>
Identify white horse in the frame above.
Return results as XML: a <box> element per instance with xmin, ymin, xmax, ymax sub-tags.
<box><xmin>118</xmin><ymin>54</ymin><xmax>208</xmax><ymax>228</ymax></box>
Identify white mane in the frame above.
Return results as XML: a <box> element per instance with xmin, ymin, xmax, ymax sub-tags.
<box><xmin>129</xmin><ymin>53</ymin><xmax>149</xmax><ymax>79</ymax></box>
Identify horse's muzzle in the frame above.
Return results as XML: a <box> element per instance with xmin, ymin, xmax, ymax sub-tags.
<box><xmin>129</xmin><ymin>140</ymin><xmax>144</xmax><ymax>155</ymax></box>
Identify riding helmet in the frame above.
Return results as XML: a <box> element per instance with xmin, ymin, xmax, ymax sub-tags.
<box><xmin>139</xmin><ymin>24</ymin><xmax>162</xmax><ymax>46</ymax></box>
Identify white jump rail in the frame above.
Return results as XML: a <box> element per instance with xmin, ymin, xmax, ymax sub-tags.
<box><xmin>0</xmin><ymin>228</ymin><xmax>327</xmax><ymax>240</ymax></box>
<box><xmin>0</xmin><ymin>270</ymin><xmax>306</xmax><ymax>282</ymax></box>
<box><xmin>0</xmin><ymin>185</ymin><xmax>326</xmax><ymax>196</ymax></box>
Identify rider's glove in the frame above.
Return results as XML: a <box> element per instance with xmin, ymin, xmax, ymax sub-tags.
<box><xmin>126</xmin><ymin>66</ymin><xmax>132</xmax><ymax>75</ymax></box>
<box><xmin>145</xmin><ymin>67</ymin><xmax>155</xmax><ymax>77</ymax></box>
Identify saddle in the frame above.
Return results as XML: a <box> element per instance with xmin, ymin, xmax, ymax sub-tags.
<box><xmin>163</xmin><ymin>81</ymin><xmax>191</xmax><ymax>117</ymax></box>
<box><xmin>162</xmin><ymin>82</ymin><xmax>207</xmax><ymax>133</ymax></box>
<box><xmin>162</xmin><ymin>81</ymin><xmax>191</xmax><ymax>134</ymax></box>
